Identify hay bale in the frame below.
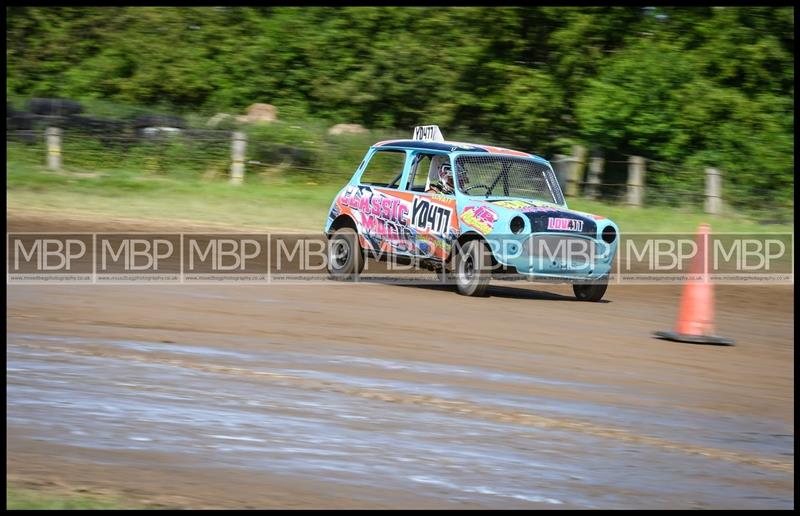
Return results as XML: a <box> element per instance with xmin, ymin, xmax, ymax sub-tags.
<box><xmin>236</xmin><ymin>103</ymin><xmax>278</xmax><ymax>124</ymax></box>
<box><xmin>328</xmin><ymin>123</ymin><xmax>368</xmax><ymax>136</ymax></box>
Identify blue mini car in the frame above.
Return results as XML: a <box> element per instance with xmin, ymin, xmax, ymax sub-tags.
<box><xmin>324</xmin><ymin>126</ymin><xmax>619</xmax><ymax>300</ymax></box>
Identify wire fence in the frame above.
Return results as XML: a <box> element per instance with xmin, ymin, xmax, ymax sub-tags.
<box><xmin>7</xmin><ymin>125</ymin><xmax>791</xmax><ymax>223</ymax></box>
<box><xmin>6</xmin><ymin>123</ymin><xmax>388</xmax><ymax>179</ymax></box>
<box><xmin>8</xmin><ymin>130</ymin><xmax>232</xmax><ymax>178</ymax></box>
<box><xmin>4</xmin><ymin>127</ymin><xmax>711</xmax><ymax>202</ymax></box>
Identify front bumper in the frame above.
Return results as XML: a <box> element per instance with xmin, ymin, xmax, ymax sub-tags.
<box><xmin>487</xmin><ymin>232</ymin><xmax>617</xmax><ymax>281</ymax></box>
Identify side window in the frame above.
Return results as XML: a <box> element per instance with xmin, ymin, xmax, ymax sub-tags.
<box><xmin>359</xmin><ymin>150</ymin><xmax>407</xmax><ymax>189</ymax></box>
<box><xmin>408</xmin><ymin>154</ymin><xmax>433</xmax><ymax>192</ymax></box>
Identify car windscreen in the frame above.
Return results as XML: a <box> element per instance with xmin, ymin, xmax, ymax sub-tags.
<box><xmin>454</xmin><ymin>155</ymin><xmax>564</xmax><ymax>205</ymax></box>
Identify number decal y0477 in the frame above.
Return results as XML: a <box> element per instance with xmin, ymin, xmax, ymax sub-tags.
<box><xmin>411</xmin><ymin>197</ymin><xmax>452</xmax><ymax>235</ymax></box>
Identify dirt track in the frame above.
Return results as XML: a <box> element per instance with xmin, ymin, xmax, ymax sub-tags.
<box><xmin>6</xmin><ymin>213</ymin><xmax>795</xmax><ymax>509</ymax></box>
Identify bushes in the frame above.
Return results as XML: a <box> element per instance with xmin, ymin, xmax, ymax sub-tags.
<box><xmin>5</xmin><ymin>6</ymin><xmax>792</xmax><ymax>209</ymax></box>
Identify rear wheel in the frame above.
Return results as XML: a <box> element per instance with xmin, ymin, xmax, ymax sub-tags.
<box><xmin>327</xmin><ymin>227</ymin><xmax>364</xmax><ymax>280</ymax></box>
<box><xmin>573</xmin><ymin>275</ymin><xmax>608</xmax><ymax>302</ymax></box>
<box><xmin>452</xmin><ymin>239</ymin><xmax>492</xmax><ymax>297</ymax></box>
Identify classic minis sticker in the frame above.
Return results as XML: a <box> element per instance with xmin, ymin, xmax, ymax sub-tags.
<box><xmin>547</xmin><ymin>217</ymin><xmax>584</xmax><ymax>232</ymax></box>
<box><xmin>461</xmin><ymin>205</ymin><xmax>498</xmax><ymax>234</ymax></box>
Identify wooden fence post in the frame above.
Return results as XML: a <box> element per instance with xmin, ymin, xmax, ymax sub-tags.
<box><xmin>230</xmin><ymin>131</ymin><xmax>246</xmax><ymax>185</ymax></box>
<box><xmin>551</xmin><ymin>153</ymin><xmax>569</xmax><ymax>194</ymax></box>
<box><xmin>705</xmin><ymin>167</ymin><xmax>722</xmax><ymax>215</ymax></box>
<box><xmin>46</xmin><ymin>127</ymin><xmax>61</xmax><ymax>171</ymax></box>
<box><xmin>626</xmin><ymin>156</ymin><xmax>645</xmax><ymax>207</ymax></box>
<box><xmin>565</xmin><ymin>145</ymin><xmax>586</xmax><ymax>198</ymax></box>
<box><xmin>585</xmin><ymin>155</ymin><xmax>603</xmax><ymax>200</ymax></box>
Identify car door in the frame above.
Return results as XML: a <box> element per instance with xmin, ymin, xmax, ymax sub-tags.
<box><xmin>403</xmin><ymin>152</ymin><xmax>459</xmax><ymax>261</ymax></box>
<box><xmin>353</xmin><ymin>148</ymin><xmax>416</xmax><ymax>257</ymax></box>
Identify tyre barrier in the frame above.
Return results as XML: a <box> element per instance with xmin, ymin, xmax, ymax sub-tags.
<box><xmin>27</xmin><ymin>98</ymin><xmax>83</xmax><ymax>116</ymax></box>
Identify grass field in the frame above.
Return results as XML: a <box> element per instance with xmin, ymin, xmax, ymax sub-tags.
<box><xmin>7</xmin><ymin>158</ymin><xmax>794</xmax><ymax>234</ymax></box>
<box><xmin>6</xmin><ymin>485</ymin><xmax>137</xmax><ymax>510</ymax></box>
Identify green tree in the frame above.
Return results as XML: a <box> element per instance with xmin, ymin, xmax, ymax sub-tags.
<box><xmin>5</xmin><ymin>6</ymin><xmax>793</xmax><ymax>209</ymax></box>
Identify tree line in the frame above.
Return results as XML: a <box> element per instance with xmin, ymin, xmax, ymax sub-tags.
<box><xmin>6</xmin><ymin>6</ymin><xmax>794</xmax><ymax>208</ymax></box>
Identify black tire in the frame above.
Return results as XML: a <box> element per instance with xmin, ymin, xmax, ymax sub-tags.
<box><xmin>64</xmin><ymin>114</ymin><xmax>127</xmax><ymax>134</ymax></box>
<box><xmin>452</xmin><ymin>239</ymin><xmax>492</xmax><ymax>297</ymax></box>
<box><xmin>132</xmin><ymin>114</ymin><xmax>186</xmax><ymax>129</ymax></box>
<box><xmin>7</xmin><ymin>111</ymin><xmax>34</xmax><ymax>131</ymax></box>
<box><xmin>327</xmin><ymin>227</ymin><xmax>365</xmax><ymax>281</ymax></box>
<box><xmin>27</xmin><ymin>98</ymin><xmax>83</xmax><ymax>116</ymax></box>
<box><xmin>573</xmin><ymin>275</ymin><xmax>609</xmax><ymax>302</ymax></box>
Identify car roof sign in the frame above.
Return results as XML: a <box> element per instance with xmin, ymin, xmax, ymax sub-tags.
<box><xmin>412</xmin><ymin>125</ymin><xmax>444</xmax><ymax>142</ymax></box>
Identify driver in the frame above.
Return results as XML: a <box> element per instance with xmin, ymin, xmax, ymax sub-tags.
<box><xmin>428</xmin><ymin>161</ymin><xmax>454</xmax><ymax>195</ymax></box>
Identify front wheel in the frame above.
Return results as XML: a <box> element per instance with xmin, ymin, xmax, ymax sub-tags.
<box><xmin>573</xmin><ymin>276</ymin><xmax>608</xmax><ymax>302</ymax></box>
<box><xmin>452</xmin><ymin>239</ymin><xmax>493</xmax><ymax>297</ymax></box>
<box><xmin>327</xmin><ymin>227</ymin><xmax>364</xmax><ymax>281</ymax></box>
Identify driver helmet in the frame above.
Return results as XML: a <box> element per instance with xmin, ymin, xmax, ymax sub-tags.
<box><xmin>438</xmin><ymin>161</ymin><xmax>454</xmax><ymax>194</ymax></box>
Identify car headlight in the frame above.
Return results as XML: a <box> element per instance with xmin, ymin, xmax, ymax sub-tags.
<box><xmin>601</xmin><ymin>226</ymin><xmax>617</xmax><ymax>244</ymax></box>
<box><xmin>510</xmin><ymin>216</ymin><xmax>526</xmax><ymax>234</ymax></box>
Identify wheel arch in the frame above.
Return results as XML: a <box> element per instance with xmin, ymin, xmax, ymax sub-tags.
<box><xmin>447</xmin><ymin>231</ymin><xmax>498</xmax><ymax>266</ymax></box>
<box><xmin>327</xmin><ymin>214</ymin><xmax>358</xmax><ymax>237</ymax></box>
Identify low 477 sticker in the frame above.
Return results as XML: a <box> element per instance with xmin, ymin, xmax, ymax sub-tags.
<box><xmin>547</xmin><ymin>217</ymin><xmax>584</xmax><ymax>232</ymax></box>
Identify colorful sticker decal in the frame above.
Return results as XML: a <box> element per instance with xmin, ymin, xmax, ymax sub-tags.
<box><xmin>430</xmin><ymin>235</ymin><xmax>452</xmax><ymax>256</ymax></box>
<box><xmin>522</xmin><ymin>205</ymin><xmax>559</xmax><ymax>214</ymax></box>
<box><xmin>334</xmin><ymin>185</ymin><xmax>457</xmax><ymax>260</ymax></box>
<box><xmin>461</xmin><ymin>205</ymin><xmax>499</xmax><ymax>234</ymax></box>
<box><xmin>447</xmin><ymin>141</ymin><xmax>478</xmax><ymax>151</ymax></box>
<box><xmin>477</xmin><ymin>145</ymin><xmax>531</xmax><ymax>157</ymax></box>
<box><xmin>415</xmin><ymin>231</ymin><xmax>452</xmax><ymax>258</ymax></box>
<box><xmin>328</xmin><ymin>202</ymin><xmax>341</xmax><ymax>221</ymax></box>
<box><xmin>547</xmin><ymin>217</ymin><xmax>584</xmax><ymax>232</ymax></box>
<box><xmin>450</xmin><ymin>145</ymin><xmax>474</xmax><ymax>152</ymax></box>
<box><xmin>339</xmin><ymin>186</ymin><xmax>410</xmax><ymax>248</ymax></box>
<box><xmin>411</xmin><ymin>197</ymin><xmax>452</xmax><ymax>235</ymax></box>
<box><xmin>491</xmin><ymin>200</ymin><xmax>536</xmax><ymax>210</ymax></box>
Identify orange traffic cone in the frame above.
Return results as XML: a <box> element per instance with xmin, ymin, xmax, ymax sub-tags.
<box><xmin>654</xmin><ymin>223</ymin><xmax>734</xmax><ymax>346</ymax></box>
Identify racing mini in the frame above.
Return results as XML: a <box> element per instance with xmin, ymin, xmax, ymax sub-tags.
<box><xmin>324</xmin><ymin>125</ymin><xmax>619</xmax><ymax>299</ymax></box>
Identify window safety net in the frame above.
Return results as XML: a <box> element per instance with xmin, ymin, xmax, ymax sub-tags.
<box><xmin>454</xmin><ymin>155</ymin><xmax>564</xmax><ymax>205</ymax></box>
